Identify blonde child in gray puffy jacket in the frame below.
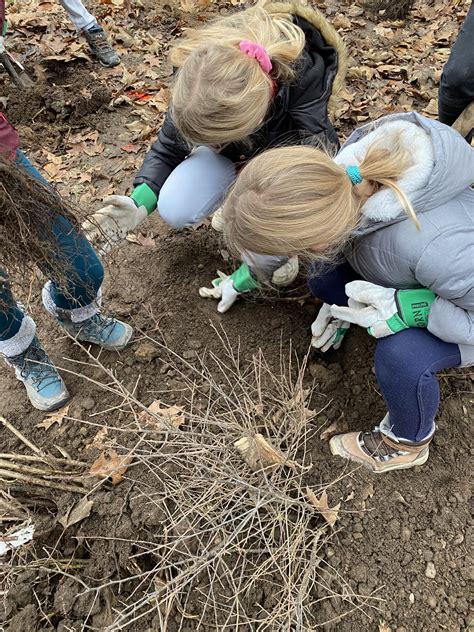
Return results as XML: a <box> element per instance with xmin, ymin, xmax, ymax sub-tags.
<box><xmin>221</xmin><ymin>112</ymin><xmax>474</xmax><ymax>474</ymax></box>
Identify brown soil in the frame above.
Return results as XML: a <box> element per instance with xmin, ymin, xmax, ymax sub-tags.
<box><xmin>1</xmin><ymin>1</ymin><xmax>472</xmax><ymax>631</ymax></box>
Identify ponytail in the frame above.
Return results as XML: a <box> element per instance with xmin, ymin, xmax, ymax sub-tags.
<box><xmin>358</xmin><ymin>134</ymin><xmax>419</xmax><ymax>228</ymax></box>
<box><xmin>223</xmin><ymin>132</ymin><xmax>418</xmax><ymax>265</ymax></box>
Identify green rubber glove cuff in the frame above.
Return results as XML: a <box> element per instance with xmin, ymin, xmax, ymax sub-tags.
<box><xmin>229</xmin><ymin>263</ymin><xmax>260</xmax><ymax>293</ymax></box>
<box><xmin>396</xmin><ymin>288</ymin><xmax>436</xmax><ymax>328</ymax></box>
<box><xmin>2</xmin><ymin>21</ymin><xmax>7</xmax><ymax>37</ymax></box>
<box><xmin>333</xmin><ymin>327</ymin><xmax>347</xmax><ymax>345</ymax></box>
<box><xmin>131</xmin><ymin>183</ymin><xmax>158</xmax><ymax>215</ymax></box>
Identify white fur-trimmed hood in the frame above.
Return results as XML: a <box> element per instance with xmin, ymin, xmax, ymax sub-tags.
<box><xmin>336</xmin><ymin>112</ymin><xmax>474</xmax><ymax>233</ymax></box>
<box><xmin>335</xmin><ymin>120</ymin><xmax>434</xmax><ymax>222</ymax></box>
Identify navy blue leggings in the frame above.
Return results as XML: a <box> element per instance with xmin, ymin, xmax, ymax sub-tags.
<box><xmin>308</xmin><ymin>262</ymin><xmax>461</xmax><ymax>442</ymax></box>
<box><xmin>0</xmin><ymin>150</ymin><xmax>104</xmax><ymax>341</ymax></box>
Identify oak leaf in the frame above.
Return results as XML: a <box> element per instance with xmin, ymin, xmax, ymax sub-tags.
<box><xmin>37</xmin><ymin>405</ymin><xmax>70</xmax><ymax>430</ymax></box>
<box><xmin>90</xmin><ymin>449</ymin><xmax>132</xmax><ymax>485</ymax></box>
<box><xmin>306</xmin><ymin>488</ymin><xmax>340</xmax><ymax>527</ymax></box>
<box><xmin>138</xmin><ymin>400</ymin><xmax>185</xmax><ymax>430</ymax></box>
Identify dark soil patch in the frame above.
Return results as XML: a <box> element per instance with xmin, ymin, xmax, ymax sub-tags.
<box><xmin>6</xmin><ymin>62</ymin><xmax>112</xmax><ymax>151</ymax></box>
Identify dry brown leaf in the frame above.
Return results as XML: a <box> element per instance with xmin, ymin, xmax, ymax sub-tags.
<box><xmin>361</xmin><ymin>482</ymin><xmax>375</xmax><ymax>501</ymax></box>
<box><xmin>306</xmin><ymin>488</ymin><xmax>340</xmax><ymax>527</ymax></box>
<box><xmin>126</xmin><ymin>232</ymin><xmax>156</xmax><ymax>247</ymax></box>
<box><xmin>234</xmin><ymin>434</ymin><xmax>298</xmax><ymax>471</ymax></box>
<box><xmin>37</xmin><ymin>404</ymin><xmax>70</xmax><ymax>430</ymax></box>
<box><xmin>319</xmin><ymin>415</ymin><xmax>348</xmax><ymax>442</ymax></box>
<box><xmin>58</xmin><ymin>498</ymin><xmax>94</xmax><ymax>529</ymax></box>
<box><xmin>121</xmin><ymin>143</ymin><xmax>141</xmax><ymax>154</ymax></box>
<box><xmin>423</xmin><ymin>98</ymin><xmax>439</xmax><ymax>117</ymax></box>
<box><xmin>138</xmin><ymin>400</ymin><xmax>185</xmax><ymax>430</ymax></box>
<box><xmin>90</xmin><ymin>449</ymin><xmax>132</xmax><ymax>485</ymax></box>
<box><xmin>85</xmin><ymin>427</ymin><xmax>109</xmax><ymax>451</ymax></box>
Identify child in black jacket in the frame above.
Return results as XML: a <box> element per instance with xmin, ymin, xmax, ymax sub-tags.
<box><xmin>84</xmin><ymin>2</ymin><xmax>346</xmax><ymax>310</ymax></box>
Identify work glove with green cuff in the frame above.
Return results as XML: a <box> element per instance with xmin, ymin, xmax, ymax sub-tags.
<box><xmin>82</xmin><ymin>183</ymin><xmax>157</xmax><ymax>255</ymax></box>
<box><xmin>330</xmin><ymin>281</ymin><xmax>436</xmax><ymax>338</ymax></box>
<box><xmin>199</xmin><ymin>263</ymin><xmax>259</xmax><ymax>313</ymax></box>
<box><xmin>200</xmin><ymin>257</ymin><xmax>299</xmax><ymax>313</ymax></box>
<box><xmin>311</xmin><ymin>303</ymin><xmax>350</xmax><ymax>352</ymax></box>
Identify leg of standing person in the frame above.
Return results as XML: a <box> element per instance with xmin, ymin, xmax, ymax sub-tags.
<box><xmin>58</xmin><ymin>0</ymin><xmax>120</xmax><ymax>67</ymax></box>
<box><xmin>439</xmin><ymin>1</ymin><xmax>474</xmax><ymax>137</ymax></box>
<box><xmin>0</xmin><ymin>150</ymin><xmax>133</xmax><ymax>411</ymax></box>
<box><xmin>0</xmin><ymin>266</ymin><xmax>71</xmax><ymax>411</ymax></box>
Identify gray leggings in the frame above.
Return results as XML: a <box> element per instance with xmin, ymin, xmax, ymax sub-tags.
<box><xmin>158</xmin><ymin>146</ymin><xmax>287</xmax><ymax>276</ymax></box>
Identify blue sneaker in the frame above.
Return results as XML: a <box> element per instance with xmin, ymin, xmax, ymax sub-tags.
<box><xmin>59</xmin><ymin>314</ymin><xmax>133</xmax><ymax>351</ymax></box>
<box><xmin>6</xmin><ymin>337</ymin><xmax>70</xmax><ymax>411</ymax></box>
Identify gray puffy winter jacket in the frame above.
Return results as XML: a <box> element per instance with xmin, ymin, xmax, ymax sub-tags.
<box><xmin>336</xmin><ymin>112</ymin><xmax>474</xmax><ymax>366</ymax></box>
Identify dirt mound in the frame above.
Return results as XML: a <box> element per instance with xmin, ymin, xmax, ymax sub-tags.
<box><xmin>4</xmin><ymin>62</ymin><xmax>112</xmax><ymax>150</ymax></box>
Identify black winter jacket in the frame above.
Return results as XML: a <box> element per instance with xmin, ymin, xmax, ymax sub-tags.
<box><xmin>133</xmin><ymin>15</ymin><xmax>341</xmax><ymax>197</ymax></box>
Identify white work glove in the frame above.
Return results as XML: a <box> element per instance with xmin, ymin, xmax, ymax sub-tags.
<box><xmin>271</xmin><ymin>256</ymin><xmax>299</xmax><ymax>287</ymax></box>
<box><xmin>82</xmin><ymin>195</ymin><xmax>148</xmax><ymax>255</ymax></box>
<box><xmin>199</xmin><ymin>271</ymin><xmax>240</xmax><ymax>314</ymax></box>
<box><xmin>311</xmin><ymin>303</ymin><xmax>350</xmax><ymax>352</ymax></box>
<box><xmin>330</xmin><ymin>281</ymin><xmax>435</xmax><ymax>338</ymax></box>
<box><xmin>199</xmin><ymin>258</ymin><xmax>299</xmax><ymax>314</ymax></box>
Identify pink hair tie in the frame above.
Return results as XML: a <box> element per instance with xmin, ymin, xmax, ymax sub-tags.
<box><xmin>239</xmin><ymin>40</ymin><xmax>272</xmax><ymax>74</ymax></box>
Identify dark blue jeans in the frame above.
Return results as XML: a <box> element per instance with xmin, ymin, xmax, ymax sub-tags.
<box><xmin>308</xmin><ymin>262</ymin><xmax>462</xmax><ymax>442</ymax></box>
<box><xmin>439</xmin><ymin>1</ymin><xmax>474</xmax><ymax>135</ymax></box>
<box><xmin>0</xmin><ymin>150</ymin><xmax>104</xmax><ymax>341</ymax></box>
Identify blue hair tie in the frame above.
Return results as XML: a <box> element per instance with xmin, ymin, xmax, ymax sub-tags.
<box><xmin>346</xmin><ymin>165</ymin><xmax>362</xmax><ymax>185</ymax></box>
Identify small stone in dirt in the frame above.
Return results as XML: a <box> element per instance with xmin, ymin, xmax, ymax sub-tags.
<box><xmin>401</xmin><ymin>527</ymin><xmax>411</xmax><ymax>541</ymax></box>
<box><xmin>182</xmin><ymin>350</ymin><xmax>197</xmax><ymax>360</ymax></box>
<box><xmin>425</xmin><ymin>561</ymin><xmax>436</xmax><ymax>579</ymax></box>
<box><xmin>134</xmin><ymin>341</ymin><xmax>160</xmax><ymax>362</ymax></box>
<box><xmin>81</xmin><ymin>397</ymin><xmax>95</xmax><ymax>411</ymax></box>
<box><xmin>460</xmin><ymin>565</ymin><xmax>474</xmax><ymax>581</ymax></box>
<box><xmin>427</xmin><ymin>595</ymin><xmax>437</xmax><ymax>609</ymax></box>
<box><xmin>455</xmin><ymin>597</ymin><xmax>469</xmax><ymax>614</ymax></box>
<box><xmin>409</xmin><ymin>593</ymin><xmax>415</xmax><ymax>604</ymax></box>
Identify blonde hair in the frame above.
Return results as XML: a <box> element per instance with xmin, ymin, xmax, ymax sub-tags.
<box><xmin>223</xmin><ymin>135</ymin><xmax>418</xmax><ymax>262</ymax></box>
<box><xmin>169</xmin><ymin>6</ymin><xmax>305</xmax><ymax>147</ymax></box>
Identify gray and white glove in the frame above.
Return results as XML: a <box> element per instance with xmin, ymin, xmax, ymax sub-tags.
<box><xmin>311</xmin><ymin>303</ymin><xmax>350</xmax><ymax>352</ymax></box>
<box><xmin>82</xmin><ymin>195</ymin><xmax>148</xmax><ymax>255</ymax></box>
